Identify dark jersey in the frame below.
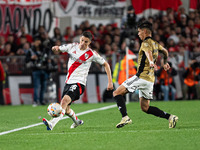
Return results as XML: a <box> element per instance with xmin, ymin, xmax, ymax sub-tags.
<box><xmin>136</xmin><ymin>37</ymin><xmax>164</xmax><ymax>83</ymax></box>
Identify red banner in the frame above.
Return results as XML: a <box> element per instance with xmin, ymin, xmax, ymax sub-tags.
<box><xmin>190</xmin><ymin>0</ymin><xmax>198</xmax><ymax>10</ymax></box>
<box><xmin>131</xmin><ymin>0</ymin><xmax>182</xmax><ymax>14</ymax></box>
<box><xmin>0</xmin><ymin>1</ymin><xmax>53</xmax><ymax>36</ymax></box>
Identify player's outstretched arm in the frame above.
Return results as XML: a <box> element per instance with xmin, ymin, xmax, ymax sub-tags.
<box><xmin>102</xmin><ymin>61</ymin><xmax>114</xmax><ymax>91</ymax></box>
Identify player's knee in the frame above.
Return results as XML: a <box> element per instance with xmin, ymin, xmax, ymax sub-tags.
<box><xmin>113</xmin><ymin>90</ymin><xmax>118</xmax><ymax>97</ymax></box>
<box><xmin>61</xmin><ymin>95</ymin><xmax>71</xmax><ymax>105</ymax></box>
<box><xmin>141</xmin><ymin>105</ymin><xmax>148</xmax><ymax>113</ymax></box>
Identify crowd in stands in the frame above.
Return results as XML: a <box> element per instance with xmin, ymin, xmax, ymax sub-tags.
<box><xmin>0</xmin><ymin>6</ymin><xmax>200</xmax><ymax>101</ymax></box>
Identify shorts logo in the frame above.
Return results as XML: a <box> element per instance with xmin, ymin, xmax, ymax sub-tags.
<box><xmin>69</xmin><ymin>85</ymin><xmax>77</xmax><ymax>92</ymax></box>
<box><xmin>130</xmin><ymin>86</ymin><xmax>137</xmax><ymax>91</ymax></box>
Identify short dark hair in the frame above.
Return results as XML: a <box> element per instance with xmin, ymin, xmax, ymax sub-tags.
<box><xmin>137</xmin><ymin>20</ymin><xmax>152</xmax><ymax>32</ymax></box>
<box><xmin>82</xmin><ymin>31</ymin><xmax>93</xmax><ymax>41</ymax></box>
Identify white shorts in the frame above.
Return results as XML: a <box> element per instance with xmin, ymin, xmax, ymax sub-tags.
<box><xmin>122</xmin><ymin>75</ymin><xmax>154</xmax><ymax>100</ymax></box>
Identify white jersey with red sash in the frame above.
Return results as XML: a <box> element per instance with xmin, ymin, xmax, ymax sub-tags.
<box><xmin>59</xmin><ymin>43</ymin><xmax>105</xmax><ymax>85</ymax></box>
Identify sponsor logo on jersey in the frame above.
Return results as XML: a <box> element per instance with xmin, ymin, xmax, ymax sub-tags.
<box><xmin>85</xmin><ymin>53</ymin><xmax>89</xmax><ymax>59</ymax></box>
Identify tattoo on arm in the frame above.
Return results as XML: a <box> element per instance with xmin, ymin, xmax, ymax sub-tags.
<box><xmin>159</xmin><ymin>48</ymin><xmax>168</xmax><ymax>64</ymax></box>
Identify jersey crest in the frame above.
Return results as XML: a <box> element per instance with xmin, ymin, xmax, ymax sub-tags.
<box><xmin>144</xmin><ymin>43</ymin><xmax>149</xmax><ymax>47</ymax></box>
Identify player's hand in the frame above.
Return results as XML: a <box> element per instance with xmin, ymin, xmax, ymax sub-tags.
<box><xmin>107</xmin><ymin>82</ymin><xmax>114</xmax><ymax>91</ymax></box>
<box><xmin>150</xmin><ymin>63</ymin><xmax>154</xmax><ymax>68</ymax></box>
<box><xmin>52</xmin><ymin>46</ymin><xmax>59</xmax><ymax>51</ymax></box>
<box><xmin>150</xmin><ymin>63</ymin><xmax>158</xmax><ymax>71</ymax></box>
<box><xmin>153</xmin><ymin>64</ymin><xmax>158</xmax><ymax>71</ymax></box>
<box><xmin>163</xmin><ymin>63</ymin><xmax>170</xmax><ymax>71</ymax></box>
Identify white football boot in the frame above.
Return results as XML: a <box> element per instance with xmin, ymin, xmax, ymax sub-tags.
<box><xmin>168</xmin><ymin>115</ymin><xmax>178</xmax><ymax>128</ymax></box>
<box><xmin>70</xmin><ymin>120</ymin><xmax>84</xmax><ymax>129</ymax></box>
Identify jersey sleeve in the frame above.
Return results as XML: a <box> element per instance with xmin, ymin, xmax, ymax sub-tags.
<box><xmin>92</xmin><ymin>51</ymin><xmax>105</xmax><ymax>65</ymax></box>
<box><xmin>141</xmin><ymin>41</ymin><xmax>153</xmax><ymax>52</ymax></box>
<box><xmin>59</xmin><ymin>44</ymin><xmax>73</xmax><ymax>52</ymax></box>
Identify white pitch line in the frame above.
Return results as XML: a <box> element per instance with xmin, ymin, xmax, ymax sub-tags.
<box><xmin>0</xmin><ymin>104</ymin><xmax>117</xmax><ymax>136</ymax></box>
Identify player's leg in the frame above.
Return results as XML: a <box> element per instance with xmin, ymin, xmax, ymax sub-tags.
<box><xmin>140</xmin><ymin>97</ymin><xmax>178</xmax><ymax>128</ymax></box>
<box><xmin>139</xmin><ymin>80</ymin><xmax>178</xmax><ymax>128</ymax></box>
<box><xmin>43</xmin><ymin>95</ymin><xmax>68</xmax><ymax>130</ymax></box>
<box><xmin>113</xmin><ymin>85</ymin><xmax>128</xmax><ymax>117</ymax></box>
<box><xmin>64</xmin><ymin>83</ymin><xmax>85</xmax><ymax>128</ymax></box>
<box><xmin>64</xmin><ymin>96</ymin><xmax>81</xmax><ymax>125</ymax></box>
<box><xmin>113</xmin><ymin>84</ymin><xmax>132</xmax><ymax>128</ymax></box>
<box><xmin>140</xmin><ymin>97</ymin><xmax>170</xmax><ymax>118</ymax></box>
<box><xmin>114</xmin><ymin>75</ymin><xmax>142</xmax><ymax>128</ymax></box>
<box><xmin>66</xmin><ymin>104</ymin><xmax>84</xmax><ymax>128</ymax></box>
<box><xmin>139</xmin><ymin>80</ymin><xmax>170</xmax><ymax>118</ymax></box>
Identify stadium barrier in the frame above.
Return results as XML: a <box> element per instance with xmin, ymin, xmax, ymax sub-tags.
<box><xmin>3</xmin><ymin>73</ymin><xmax>110</xmax><ymax>105</ymax></box>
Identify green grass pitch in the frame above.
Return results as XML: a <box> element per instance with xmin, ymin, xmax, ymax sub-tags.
<box><xmin>0</xmin><ymin>100</ymin><xmax>200</xmax><ymax>150</ymax></box>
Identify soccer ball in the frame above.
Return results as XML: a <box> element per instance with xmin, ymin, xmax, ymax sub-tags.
<box><xmin>47</xmin><ymin>103</ymin><xmax>62</xmax><ymax>117</ymax></box>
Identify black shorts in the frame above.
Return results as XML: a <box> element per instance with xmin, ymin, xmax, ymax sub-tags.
<box><xmin>61</xmin><ymin>83</ymin><xmax>85</xmax><ymax>104</ymax></box>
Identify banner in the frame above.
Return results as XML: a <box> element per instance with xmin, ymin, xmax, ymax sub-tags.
<box><xmin>53</xmin><ymin>0</ymin><xmax>126</xmax><ymax>18</ymax></box>
<box><xmin>0</xmin><ymin>0</ymin><xmax>55</xmax><ymax>36</ymax></box>
<box><xmin>0</xmin><ymin>0</ymin><xmax>126</xmax><ymax>36</ymax></box>
<box><xmin>190</xmin><ymin>0</ymin><xmax>199</xmax><ymax>10</ymax></box>
<box><xmin>131</xmin><ymin>0</ymin><xmax>182</xmax><ymax>18</ymax></box>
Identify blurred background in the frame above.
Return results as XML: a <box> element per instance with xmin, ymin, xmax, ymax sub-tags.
<box><xmin>0</xmin><ymin>0</ymin><xmax>200</xmax><ymax>105</ymax></box>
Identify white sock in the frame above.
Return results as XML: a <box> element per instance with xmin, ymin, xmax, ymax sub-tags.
<box><xmin>67</xmin><ymin>109</ymin><xmax>79</xmax><ymax>124</ymax></box>
<box><xmin>51</xmin><ymin>109</ymin><xmax>65</xmax><ymax>127</ymax></box>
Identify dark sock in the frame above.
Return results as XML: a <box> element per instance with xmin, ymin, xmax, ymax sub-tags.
<box><xmin>146</xmin><ymin>106</ymin><xmax>170</xmax><ymax>120</ymax></box>
<box><xmin>114</xmin><ymin>95</ymin><xmax>127</xmax><ymax>117</ymax></box>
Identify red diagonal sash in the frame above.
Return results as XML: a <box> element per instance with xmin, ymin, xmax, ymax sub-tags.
<box><xmin>66</xmin><ymin>50</ymin><xmax>93</xmax><ymax>83</ymax></box>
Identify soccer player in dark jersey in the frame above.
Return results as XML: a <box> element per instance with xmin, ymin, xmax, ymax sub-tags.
<box><xmin>113</xmin><ymin>21</ymin><xmax>178</xmax><ymax>128</ymax></box>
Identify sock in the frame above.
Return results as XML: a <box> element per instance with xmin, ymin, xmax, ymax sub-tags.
<box><xmin>67</xmin><ymin>109</ymin><xmax>79</xmax><ymax>124</ymax></box>
<box><xmin>51</xmin><ymin>109</ymin><xmax>65</xmax><ymax>127</ymax></box>
<box><xmin>114</xmin><ymin>95</ymin><xmax>127</xmax><ymax>117</ymax></box>
<box><xmin>146</xmin><ymin>106</ymin><xmax>170</xmax><ymax>120</ymax></box>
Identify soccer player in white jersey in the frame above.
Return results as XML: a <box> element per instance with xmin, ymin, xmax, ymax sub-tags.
<box><xmin>43</xmin><ymin>31</ymin><xmax>113</xmax><ymax>130</ymax></box>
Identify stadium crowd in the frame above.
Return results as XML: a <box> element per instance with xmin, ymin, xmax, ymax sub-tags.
<box><xmin>0</xmin><ymin>6</ymin><xmax>200</xmax><ymax>101</ymax></box>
